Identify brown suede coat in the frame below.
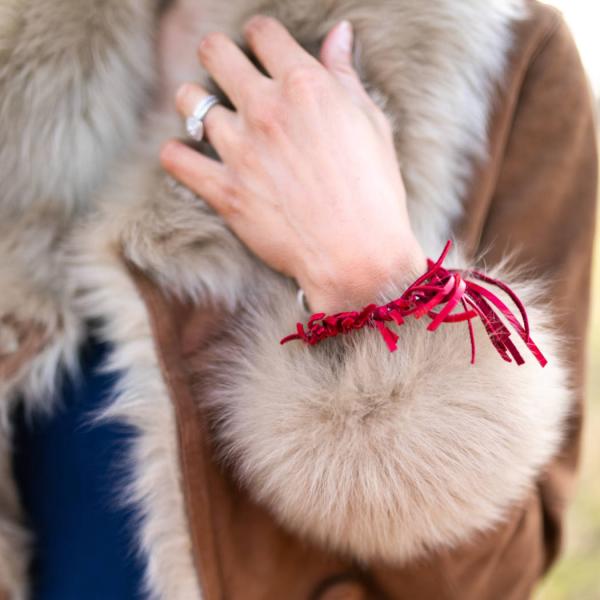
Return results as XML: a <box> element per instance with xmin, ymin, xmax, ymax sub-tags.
<box><xmin>132</xmin><ymin>5</ymin><xmax>598</xmax><ymax>599</ymax></box>
<box><xmin>2</xmin><ymin>1</ymin><xmax>598</xmax><ymax>599</ymax></box>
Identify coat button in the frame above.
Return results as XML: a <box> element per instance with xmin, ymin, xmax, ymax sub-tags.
<box><xmin>317</xmin><ymin>581</ymin><xmax>369</xmax><ymax>600</ymax></box>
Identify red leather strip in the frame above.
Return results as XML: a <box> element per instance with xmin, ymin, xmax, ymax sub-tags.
<box><xmin>281</xmin><ymin>241</ymin><xmax>547</xmax><ymax>367</ymax></box>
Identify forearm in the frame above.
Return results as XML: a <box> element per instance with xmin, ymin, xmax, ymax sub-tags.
<box><xmin>299</xmin><ymin>230</ymin><xmax>426</xmax><ymax>313</ymax></box>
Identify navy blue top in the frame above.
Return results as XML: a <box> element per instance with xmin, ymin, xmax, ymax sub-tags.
<box><xmin>12</xmin><ymin>336</ymin><xmax>145</xmax><ymax>599</ymax></box>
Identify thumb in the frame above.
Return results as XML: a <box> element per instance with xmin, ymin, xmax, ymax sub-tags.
<box><xmin>320</xmin><ymin>21</ymin><xmax>363</xmax><ymax>94</ymax></box>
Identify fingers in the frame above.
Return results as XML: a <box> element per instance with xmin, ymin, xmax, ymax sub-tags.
<box><xmin>160</xmin><ymin>140</ymin><xmax>237</xmax><ymax>216</ymax></box>
<box><xmin>198</xmin><ymin>32</ymin><xmax>269</xmax><ymax>108</ymax></box>
<box><xmin>175</xmin><ymin>82</ymin><xmax>239</xmax><ymax>158</ymax></box>
<box><xmin>320</xmin><ymin>21</ymin><xmax>354</xmax><ymax>79</ymax></box>
<box><xmin>319</xmin><ymin>21</ymin><xmax>365</xmax><ymax>97</ymax></box>
<box><xmin>243</xmin><ymin>15</ymin><xmax>319</xmax><ymax>79</ymax></box>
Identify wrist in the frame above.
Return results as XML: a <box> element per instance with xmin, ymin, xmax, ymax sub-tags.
<box><xmin>301</xmin><ymin>239</ymin><xmax>427</xmax><ymax>314</ymax></box>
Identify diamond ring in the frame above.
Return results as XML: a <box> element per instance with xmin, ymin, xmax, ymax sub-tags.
<box><xmin>185</xmin><ymin>94</ymin><xmax>220</xmax><ymax>142</ymax></box>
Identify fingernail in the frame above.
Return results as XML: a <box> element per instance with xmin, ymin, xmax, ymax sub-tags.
<box><xmin>337</xmin><ymin>20</ymin><xmax>353</xmax><ymax>54</ymax></box>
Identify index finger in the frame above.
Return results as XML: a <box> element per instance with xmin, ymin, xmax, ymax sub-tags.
<box><xmin>198</xmin><ymin>31</ymin><xmax>269</xmax><ymax>109</ymax></box>
<box><xmin>243</xmin><ymin>15</ymin><xmax>319</xmax><ymax>80</ymax></box>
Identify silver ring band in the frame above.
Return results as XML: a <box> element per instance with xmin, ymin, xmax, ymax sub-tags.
<box><xmin>185</xmin><ymin>94</ymin><xmax>220</xmax><ymax>142</ymax></box>
<box><xmin>296</xmin><ymin>288</ymin><xmax>312</xmax><ymax>313</ymax></box>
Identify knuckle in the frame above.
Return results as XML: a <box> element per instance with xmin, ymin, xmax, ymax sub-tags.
<box><xmin>244</xmin><ymin>14</ymin><xmax>277</xmax><ymax>37</ymax></box>
<box><xmin>233</xmin><ymin>139</ymin><xmax>255</xmax><ymax>168</ymax></box>
<box><xmin>219</xmin><ymin>180</ymin><xmax>244</xmax><ymax>215</ymax></box>
<box><xmin>246</xmin><ymin>97</ymin><xmax>284</xmax><ymax>136</ymax></box>
<box><xmin>198</xmin><ymin>32</ymin><xmax>227</xmax><ymax>57</ymax></box>
<box><xmin>282</xmin><ymin>66</ymin><xmax>325</xmax><ymax>101</ymax></box>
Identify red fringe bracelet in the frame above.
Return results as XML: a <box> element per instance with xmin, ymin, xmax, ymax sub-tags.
<box><xmin>280</xmin><ymin>240</ymin><xmax>547</xmax><ymax>367</ymax></box>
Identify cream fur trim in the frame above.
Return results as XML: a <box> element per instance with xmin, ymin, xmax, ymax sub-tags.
<box><xmin>0</xmin><ymin>0</ymin><xmax>157</xmax><ymax>215</ymax></box>
<box><xmin>0</xmin><ymin>1</ymin><xmax>158</xmax><ymax>593</ymax></box>
<box><xmin>202</xmin><ymin>267</ymin><xmax>571</xmax><ymax>563</ymax></box>
<box><xmin>66</xmin><ymin>224</ymin><xmax>201</xmax><ymax>600</ymax></box>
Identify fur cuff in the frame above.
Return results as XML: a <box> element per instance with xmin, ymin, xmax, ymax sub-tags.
<box><xmin>203</xmin><ymin>266</ymin><xmax>570</xmax><ymax>564</ymax></box>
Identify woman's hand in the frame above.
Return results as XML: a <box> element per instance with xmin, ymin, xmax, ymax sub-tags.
<box><xmin>160</xmin><ymin>16</ymin><xmax>425</xmax><ymax>313</ymax></box>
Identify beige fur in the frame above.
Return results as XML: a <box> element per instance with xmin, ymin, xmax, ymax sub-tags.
<box><xmin>0</xmin><ymin>0</ymin><xmax>157</xmax><ymax>214</ymax></box>
<box><xmin>0</xmin><ymin>2</ymin><xmax>157</xmax><ymax>590</ymax></box>
<box><xmin>0</xmin><ymin>0</ymin><xmax>159</xmax><ymax>409</ymax></box>
<box><xmin>65</xmin><ymin>221</ymin><xmax>202</xmax><ymax>600</ymax></box>
<box><xmin>200</xmin><ymin>266</ymin><xmax>569</xmax><ymax>563</ymax></box>
<box><xmin>0</xmin><ymin>0</ymin><xmax>573</xmax><ymax>598</ymax></box>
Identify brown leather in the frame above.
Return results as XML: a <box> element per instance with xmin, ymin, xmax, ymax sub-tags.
<box><xmin>125</xmin><ymin>280</ymin><xmax>226</xmax><ymax>599</ymax></box>
<box><xmin>472</xmin><ymin>2</ymin><xmax>598</xmax><ymax>573</ymax></box>
<box><xmin>132</xmin><ymin>1</ymin><xmax>598</xmax><ymax>599</ymax></box>
<box><xmin>130</xmin><ymin>274</ymin><xmax>382</xmax><ymax>599</ymax></box>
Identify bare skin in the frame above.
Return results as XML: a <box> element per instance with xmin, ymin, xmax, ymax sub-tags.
<box><xmin>160</xmin><ymin>15</ymin><xmax>426</xmax><ymax>313</ymax></box>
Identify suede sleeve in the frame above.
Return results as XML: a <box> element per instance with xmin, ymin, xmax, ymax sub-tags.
<box><xmin>478</xmin><ymin>10</ymin><xmax>598</xmax><ymax>572</ymax></box>
<box><xmin>368</xmin><ymin>10</ymin><xmax>598</xmax><ymax>600</ymax></box>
